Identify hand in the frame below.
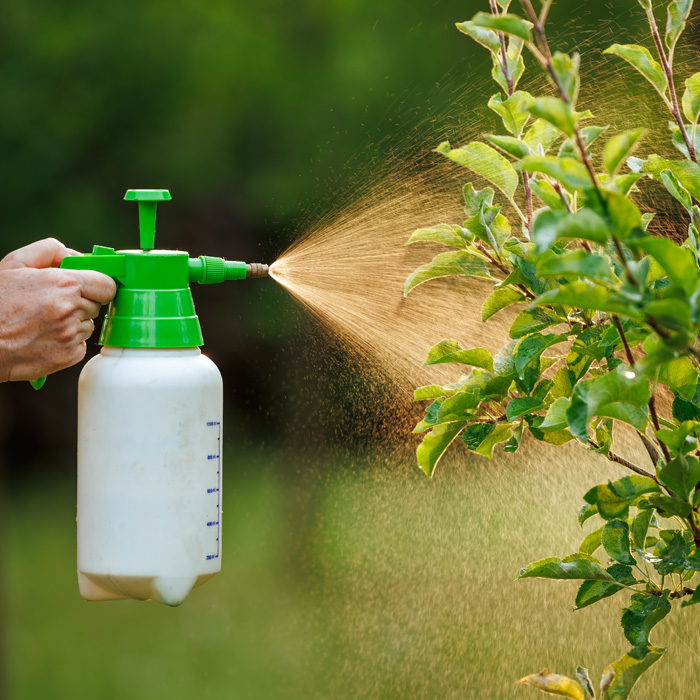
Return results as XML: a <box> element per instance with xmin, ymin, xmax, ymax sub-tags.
<box><xmin>0</xmin><ymin>238</ymin><xmax>116</xmax><ymax>382</ymax></box>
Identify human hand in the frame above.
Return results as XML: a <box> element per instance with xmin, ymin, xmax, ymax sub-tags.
<box><xmin>0</xmin><ymin>238</ymin><xmax>116</xmax><ymax>382</ymax></box>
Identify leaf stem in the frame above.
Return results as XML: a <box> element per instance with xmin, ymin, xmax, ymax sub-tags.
<box><xmin>587</xmin><ymin>438</ymin><xmax>655</xmax><ymax>480</ymax></box>
<box><xmin>612</xmin><ymin>315</ymin><xmax>635</xmax><ymax>366</ymax></box>
<box><xmin>645</xmin><ymin>8</ymin><xmax>697</xmax><ymax>163</ymax></box>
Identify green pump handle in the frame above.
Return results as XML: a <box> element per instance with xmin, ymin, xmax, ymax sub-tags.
<box><xmin>29</xmin><ymin>189</ymin><xmax>268</xmax><ymax>389</ymax></box>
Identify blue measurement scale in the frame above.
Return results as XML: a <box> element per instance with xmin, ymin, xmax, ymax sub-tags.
<box><xmin>205</xmin><ymin>420</ymin><xmax>221</xmax><ymax>561</ymax></box>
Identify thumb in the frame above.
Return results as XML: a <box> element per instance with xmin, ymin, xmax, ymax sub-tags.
<box><xmin>0</xmin><ymin>238</ymin><xmax>78</xmax><ymax>270</ymax></box>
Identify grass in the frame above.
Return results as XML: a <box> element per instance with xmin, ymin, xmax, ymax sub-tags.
<box><xmin>4</xmin><ymin>442</ymin><xmax>700</xmax><ymax>698</ymax></box>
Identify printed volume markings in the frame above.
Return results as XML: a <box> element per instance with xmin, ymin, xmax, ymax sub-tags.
<box><xmin>205</xmin><ymin>420</ymin><xmax>221</xmax><ymax>561</ymax></box>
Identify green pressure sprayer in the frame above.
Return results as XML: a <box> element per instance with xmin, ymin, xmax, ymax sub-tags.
<box><xmin>55</xmin><ymin>189</ymin><xmax>269</xmax><ymax>606</ymax></box>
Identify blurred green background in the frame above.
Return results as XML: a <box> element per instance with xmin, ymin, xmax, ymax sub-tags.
<box><xmin>2</xmin><ymin>0</ymin><xmax>699</xmax><ymax>698</ymax></box>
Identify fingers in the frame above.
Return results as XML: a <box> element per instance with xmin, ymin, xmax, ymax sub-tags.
<box><xmin>0</xmin><ymin>238</ymin><xmax>72</xmax><ymax>270</ymax></box>
<box><xmin>76</xmin><ymin>297</ymin><xmax>103</xmax><ymax>321</ymax></box>
<box><xmin>77</xmin><ymin>319</ymin><xmax>96</xmax><ymax>343</ymax></box>
<box><xmin>70</xmin><ymin>270</ymin><xmax>117</xmax><ymax>305</ymax></box>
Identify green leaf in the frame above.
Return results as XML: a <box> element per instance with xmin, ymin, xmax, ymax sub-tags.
<box><xmin>579</xmin><ymin>503</ymin><xmax>599</xmax><ymax>526</ymax></box>
<box><xmin>586</xmin><ymin>189</ymin><xmax>642</xmax><ymax>240</ymax></box>
<box><xmin>682</xmin><ymin>73</ymin><xmax>700</xmax><ymax>126</ymax></box>
<box><xmin>414</xmin><ymin>384</ymin><xmax>458</xmax><ymax>401</ymax></box>
<box><xmin>552</xmin><ymin>51</ymin><xmax>581</xmax><ymax>105</ymax></box>
<box><xmin>583</xmin><ymin>475</ymin><xmax>660</xmax><ymax>520</ymax></box>
<box><xmin>407</xmin><ymin>223</ymin><xmax>467</xmax><ymax>248</ymax></box>
<box><xmin>518</xmin><ymin>156</ymin><xmax>592</xmax><ymax>192</ymax></box>
<box><xmin>603</xmin><ymin>129</ymin><xmax>645</xmax><ymax>176</ymax></box>
<box><xmin>648</xmin><ymin>494</ymin><xmax>693</xmax><ymax>517</ymax></box>
<box><xmin>404</xmin><ymin>250</ymin><xmax>490</xmax><ymax>295</ymax></box>
<box><xmin>471</xmin><ymin>12</ymin><xmax>533</xmax><ymax>42</ymax></box>
<box><xmin>523</xmin><ymin>119</ymin><xmax>562</xmax><ymax>153</ymax></box>
<box><xmin>682</xmin><ymin>586</ymin><xmax>700</xmax><ymax>607</ymax></box>
<box><xmin>519</xmin><ymin>553</ymin><xmax>615</xmax><ymax>582</ymax></box>
<box><xmin>666</xmin><ymin>0</ymin><xmax>693</xmax><ymax>51</ymax></box>
<box><xmin>528</xmin><ymin>97</ymin><xmax>591</xmax><ymax>138</ymax></box>
<box><xmin>533</xmin><ymin>282</ymin><xmax>639</xmax><ymax>319</ymax></box>
<box><xmin>604</xmin><ymin>44</ymin><xmax>668</xmax><ymax>96</ymax></box>
<box><xmin>532</xmin><ymin>208</ymin><xmax>609</xmax><ymax>254</ymax></box>
<box><xmin>642</xmin><ymin>155</ymin><xmax>700</xmax><ymax>200</ymax></box>
<box><xmin>621</xmin><ymin>593</ymin><xmax>671</xmax><ymax>647</ymax></box>
<box><xmin>580</xmin><ymin>525</ymin><xmax>604</xmax><ymax>555</ymax></box>
<box><xmin>537</xmin><ymin>250</ymin><xmax>618</xmax><ymax>284</ymax></box>
<box><xmin>506</xmin><ymin>396</ymin><xmax>545</xmax><ymax>421</ymax></box>
<box><xmin>600</xmin><ymin>646</ymin><xmax>665</xmax><ymax>700</ymax></box>
<box><xmin>509</xmin><ymin>307</ymin><xmax>561</xmax><ymax>339</ymax></box>
<box><xmin>517</xmin><ymin>672</ymin><xmax>585</xmax><ymax>700</ymax></box>
<box><xmin>488</xmin><ymin>91</ymin><xmax>534</xmax><ymax>137</ymax></box>
<box><xmin>424</xmin><ymin>340</ymin><xmax>494</xmax><ymax>370</ymax></box>
<box><xmin>455</xmin><ymin>21</ymin><xmax>500</xmax><ymax>53</ymax></box>
<box><xmin>656</xmin><ymin>421</ymin><xmax>700</xmax><ymax>453</ymax></box>
<box><xmin>481</xmin><ymin>287</ymin><xmax>525</xmax><ymax>321</ymax></box>
<box><xmin>460</xmin><ymin>422</ymin><xmax>511</xmax><ymax>458</ymax></box>
<box><xmin>463</xmin><ymin>183</ymin><xmax>495</xmax><ymax>217</ymax></box>
<box><xmin>576</xmin><ymin>668</ymin><xmax>596</xmax><ymax>700</ymax></box>
<box><xmin>416</xmin><ymin>422</ymin><xmax>466</xmax><ymax>477</ymax></box>
<box><xmin>574</xmin><ymin>563</ymin><xmax>635</xmax><ymax>610</ymax></box>
<box><xmin>484</xmin><ymin>133</ymin><xmax>531</xmax><ymax>159</ymax></box>
<box><xmin>657</xmin><ymin>455</ymin><xmax>700</xmax><ymax>501</ymax></box>
<box><xmin>436</xmin><ymin>141</ymin><xmax>519</xmax><ymax>200</ymax></box>
<box><xmin>660</xmin><ymin>169</ymin><xmax>693</xmax><ymax>211</ymax></box>
<box><xmin>628</xmin><ymin>236</ymin><xmax>697</xmax><ymax>296</ymax></box>
<box><xmin>602</xmin><ymin>519</ymin><xmax>636</xmax><ymax>565</ymax></box>
<box><xmin>514</xmin><ymin>333</ymin><xmax>567</xmax><ymax>379</ymax></box>
<box><xmin>632</xmin><ymin>508</ymin><xmax>653</xmax><ymax>554</ymax></box>
<box><xmin>530</xmin><ymin>180</ymin><xmax>568</xmax><ymax>210</ymax></box>
<box><xmin>540</xmin><ymin>397</ymin><xmax>571</xmax><ymax>432</ymax></box>
<box><xmin>566</xmin><ymin>365</ymin><xmax>650</xmax><ymax>441</ymax></box>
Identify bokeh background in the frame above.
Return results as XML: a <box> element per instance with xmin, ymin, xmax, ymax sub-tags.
<box><xmin>2</xmin><ymin>1</ymin><xmax>700</xmax><ymax>698</ymax></box>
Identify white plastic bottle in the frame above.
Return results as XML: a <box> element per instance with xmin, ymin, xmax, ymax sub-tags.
<box><xmin>77</xmin><ymin>347</ymin><xmax>223</xmax><ymax>606</ymax></box>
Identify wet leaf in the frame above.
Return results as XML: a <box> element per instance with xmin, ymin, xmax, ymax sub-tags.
<box><xmin>404</xmin><ymin>250</ymin><xmax>490</xmax><ymax>295</ymax></box>
<box><xmin>602</xmin><ymin>519</ymin><xmax>636</xmax><ymax>565</ymax></box>
<box><xmin>481</xmin><ymin>287</ymin><xmax>525</xmax><ymax>321</ymax></box>
<box><xmin>579</xmin><ymin>503</ymin><xmax>599</xmax><ymax>526</ymax></box>
<box><xmin>518</xmin><ymin>671</ymin><xmax>585</xmax><ymax>699</ymax></box>
<box><xmin>621</xmin><ymin>593</ymin><xmax>671</xmax><ymax>646</ymax></box>
<box><xmin>510</xmin><ymin>308</ymin><xmax>561</xmax><ymax>339</ymax></box>
<box><xmin>579</xmin><ymin>525</ymin><xmax>603</xmax><ymax>555</ymax></box>
<box><xmin>537</xmin><ymin>250</ymin><xmax>617</xmax><ymax>284</ymax></box>
<box><xmin>423</xmin><ymin>340</ymin><xmax>494</xmax><ymax>370</ymax></box>
<box><xmin>583</xmin><ymin>476</ymin><xmax>660</xmax><ymax>520</ymax></box>
<box><xmin>648</xmin><ymin>494</ymin><xmax>693</xmax><ymax>518</ymax></box>
<box><xmin>488</xmin><ymin>91</ymin><xmax>534</xmax><ymax>137</ymax></box>
<box><xmin>656</xmin><ymin>454</ymin><xmax>700</xmax><ymax>501</ymax></box>
<box><xmin>407</xmin><ymin>224</ymin><xmax>467</xmax><ymax>248</ymax></box>
<box><xmin>528</xmin><ymin>97</ymin><xmax>591</xmax><ymax>138</ymax></box>
<box><xmin>541</xmin><ymin>397</ymin><xmax>572</xmax><ymax>432</ymax></box>
<box><xmin>514</xmin><ymin>333</ymin><xmax>567</xmax><ymax>379</ymax></box>
<box><xmin>518</xmin><ymin>156</ymin><xmax>592</xmax><ymax>192</ymax></box>
<box><xmin>666</xmin><ymin>0</ymin><xmax>693</xmax><ymax>51</ymax></box>
<box><xmin>566</xmin><ymin>365</ymin><xmax>650</xmax><ymax>441</ymax></box>
<box><xmin>575</xmin><ymin>667</ymin><xmax>596</xmax><ymax>699</ymax></box>
<box><xmin>682</xmin><ymin>73</ymin><xmax>700</xmax><ymax>126</ymax></box>
<box><xmin>642</xmin><ymin>155</ymin><xmax>700</xmax><ymax>199</ymax></box>
<box><xmin>574</xmin><ymin>563</ymin><xmax>635</xmax><ymax>610</ymax></box>
<box><xmin>604</xmin><ymin>44</ymin><xmax>667</xmax><ymax>96</ymax></box>
<box><xmin>455</xmin><ymin>21</ymin><xmax>500</xmax><ymax>53</ymax></box>
<box><xmin>437</xmin><ymin>141</ymin><xmax>519</xmax><ymax>200</ymax></box>
<box><xmin>506</xmin><ymin>396</ymin><xmax>545</xmax><ymax>421</ymax></box>
<box><xmin>416</xmin><ymin>422</ymin><xmax>466</xmax><ymax>477</ymax></box>
<box><xmin>471</xmin><ymin>12</ymin><xmax>533</xmax><ymax>42</ymax></box>
<box><xmin>628</xmin><ymin>236</ymin><xmax>697</xmax><ymax>296</ymax></box>
<box><xmin>519</xmin><ymin>553</ymin><xmax>615</xmax><ymax>582</ymax></box>
<box><xmin>531</xmin><ymin>208</ymin><xmax>609</xmax><ymax>254</ymax></box>
<box><xmin>484</xmin><ymin>133</ymin><xmax>531</xmax><ymax>159</ymax></box>
<box><xmin>631</xmin><ymin>508</ymin><xmax>653</xmax><ymax>554</ymax></box>
<box><xmin>600</xmin><ymin>646</ymin><xmax>664</xmax><ymax>700</ymax></box>
<box><xmin>602</xmin><ymin>129</ymin><xmax>645</xmax><ymax>176</ymax></box>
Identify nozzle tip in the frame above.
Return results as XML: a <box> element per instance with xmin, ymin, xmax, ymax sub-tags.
<box><xmin>246</xmin><ymin>263</ymin><xmax>269</xmax><ymax>278</ymax></box>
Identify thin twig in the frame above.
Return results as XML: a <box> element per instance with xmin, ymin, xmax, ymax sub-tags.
<box><xmin>646</xmin><ymin>8</ymin><xmax>697</xmax><ymax>162</ymax></box>
<box><xmin>613</xmin><ymin>315</ymin><xmax>635</xmax><ymax>366</ymax></box>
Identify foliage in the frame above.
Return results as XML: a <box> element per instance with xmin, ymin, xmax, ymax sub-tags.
<box><xmin>407</xmin><ymin>0</ymin><xmax>700</xmax><ymax>696</ymax></box>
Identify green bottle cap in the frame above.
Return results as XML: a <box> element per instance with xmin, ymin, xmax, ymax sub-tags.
<box><xmin>60</xmin><ymin>189</ymin><xmax>253</xmax><ymax>349</ymax></box>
